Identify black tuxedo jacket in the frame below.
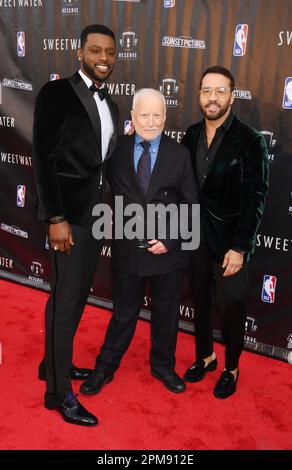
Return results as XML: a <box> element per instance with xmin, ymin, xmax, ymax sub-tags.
<box><xmin>32</xmin><ymin>72</ymin><xmax>119</xmax><ymax>224</ymax></box>
<box><xmin>108</xmin><ymin>133</ymin><xmax>198</xmax><ymax>277</ymax></box>
<box><xmin>181</xmin><ymin>114</ymin><xmax>269</xmax><ymax>263</ymax></box>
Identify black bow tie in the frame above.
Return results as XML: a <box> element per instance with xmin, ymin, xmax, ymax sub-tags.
<box><xmin>89</xmin><ymin>84</ymin><xmax>109</xmax><ymax>101</ymax></box>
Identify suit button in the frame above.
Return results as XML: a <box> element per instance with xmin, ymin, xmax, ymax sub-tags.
<box><xmin>164</xmin><ymin>191</ymin><xmax>168</xmax><ymax>195</ymax></box>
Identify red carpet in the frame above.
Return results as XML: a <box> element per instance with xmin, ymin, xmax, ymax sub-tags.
<box><xmin>0</xmin><ymin>279</ymin><xmax>291</xmax><ymax>450</ymax></box>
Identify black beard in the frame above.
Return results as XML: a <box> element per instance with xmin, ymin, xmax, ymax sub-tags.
<box><xmin>200</xmin><ymin>101</ymin><xmax>230</xmax><ymax>121</ymax></box>
<box><xmin>82</xmin><ymin>60</ymin><xmax>113</xmax><ymax>84</ymax></box>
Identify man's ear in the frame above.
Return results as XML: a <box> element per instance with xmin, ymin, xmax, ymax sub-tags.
<box><xmin>77</xmin><ymin>47</ymin><xmax>83</xmax><ymax>62</ymax></box>
<box><xmin>230</xmin><ymin>90</ymin><xmax>235</xmax><ymax>106</ymax></box>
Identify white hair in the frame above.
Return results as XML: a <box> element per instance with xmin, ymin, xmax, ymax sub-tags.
<box><xmin>132</xmin><ymin>88</ymin><xmax>166</xmax><ymax>111</ymax></box>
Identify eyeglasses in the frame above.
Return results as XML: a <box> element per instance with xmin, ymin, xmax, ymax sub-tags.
<box><xmin>199</xmin><ymin>87</ymin><xmax>231</xmax><ymax>98</ymax></box>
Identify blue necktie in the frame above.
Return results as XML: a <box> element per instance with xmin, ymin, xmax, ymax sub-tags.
<box><xmin>137</xmin><ymin>141</ymin><xmax>151</xmax><ymax>193</ymax></box>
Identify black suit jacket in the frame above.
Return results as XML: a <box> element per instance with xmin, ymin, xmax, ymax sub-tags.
<box><xmin>32</xmin><ymin>72</ymin><xmax>119</xmax><ymax>224</ymax></box>
<box><xmin>181</xmin><ymin>114</ymin><xmax>269</xmax><ymax>263</ymax></box>
<box><xmin>108</xmin><ymin>133</ymin><xmax>198</xmax><ymax>277</ymax></box>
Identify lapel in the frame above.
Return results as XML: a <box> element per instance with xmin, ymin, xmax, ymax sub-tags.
<box><xmin>145</xmin><ymin>133</ymin><xmax>176</xmax><ymax>202</ymax></box>
<box><xmin>126</xmin><ymin>133</ymin><xmax>176</xmax><ymax>201</ymax></box>
<box><xmin>127</xmin><ymin>134</ymin><xmax>145</xmax><ymax>197</ymax></box>
<box><xmin>69</xmin><ymin>72</ymin><xmax>102</xmax><ymax>162</ymax></box>
<box><xmin>103</xmin><ymin>94</ymin><xmax>119</xmax><ymax>162</ymax></box>
<box><xmin>189</xmin><ymin>121</ymin><xmax>203</xmax><ymax>190</ymax></box>
<box><xmin>203</xmin><ymin>114</ymin><xmax>242</xmax><ymax>187</ymax></box>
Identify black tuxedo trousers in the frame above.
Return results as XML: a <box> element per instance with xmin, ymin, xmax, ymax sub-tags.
<box><xmin>44</xmin><ymin>209</ymin><xmax>103</xmax><ymax>395</ymax></box>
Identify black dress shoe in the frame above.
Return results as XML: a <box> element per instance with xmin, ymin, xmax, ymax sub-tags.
<box><xmin>70</xmin><ymin>365</ymin><xmax>93</xmax><ymax>380</ymax></box>
<box><xmin>45</xmin><ymin>391</ymin><xmax>98</xmax><ymax>426</ymax></box>
<box><xmin>151</xmin><ymin>371</ymin><xmax>186</xmax><ymax>393</ymax></box>
<box><xmin>184</xmin><ymin>358</ymin><xmax>217</xmax><ymax>383</ymax></box>
<box><xmin>213</xmin><ymin>370</ymin><xmax>239</xmax><ymax>399</ymax></box>
<box><xmin>80</xmin><ymin>371</ymin><xmax>114</xmax><ymax>395</ymax></box>
<box><xmin>38</xmin><ymin>361</ymin><xmax>92</xmax><ymax>381</ymax></box>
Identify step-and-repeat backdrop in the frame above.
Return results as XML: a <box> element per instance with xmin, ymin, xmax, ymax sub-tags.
<box><xmin>0</xmin><ymin>0</ymin><xmax>291</xmax><ymax>362</ymax></box>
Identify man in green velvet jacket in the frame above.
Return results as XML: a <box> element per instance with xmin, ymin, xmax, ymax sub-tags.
<box><xmin>181</xmin><ymin>65</ymin><xmax>269</xmax><ymax>399</ymax></box>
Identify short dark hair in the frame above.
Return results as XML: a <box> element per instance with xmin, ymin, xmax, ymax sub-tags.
<box><xmin>199</xmin><ymin>66</ymin><xmax>235</xmax><ymax>91</ymax></box>
<box><xmin>80</xmin><ymin>24</ymin><xmax>115</xmax><ymax>49</ymax></box>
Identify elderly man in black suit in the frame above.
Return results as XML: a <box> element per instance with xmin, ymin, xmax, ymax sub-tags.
<box><xmin>80</xmin><ymin>88</ymin><xmax>198</xmax><ymax>396</ymax></box>
<box><xmin>181</xmin><ymin>66</ymin><xmax>269</xmax><ymax>399</ymax></box>
<box><xmin>32</xmin><ymin>24</ymin><xmax>119</xmax><ymax>426</ymax></box>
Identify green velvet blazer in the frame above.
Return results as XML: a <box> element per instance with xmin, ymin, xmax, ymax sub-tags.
<box><xmin>181</xmin><ymin>114</ymin><xmax>269</xmax><ymax>263</ymax></box>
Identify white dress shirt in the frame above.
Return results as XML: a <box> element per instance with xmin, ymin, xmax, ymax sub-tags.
<box><xmin>78</xmin><ymin>69</ymin><xmax>114</xmax><ymax>161</ymax></box>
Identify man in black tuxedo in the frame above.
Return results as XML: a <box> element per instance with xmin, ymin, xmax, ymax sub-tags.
<box><xmin>181</xmin><ymin>66</ymin><xmax>269</xmax><ymax>398</ymax></box>
<box><xmin>32</xmin><ymin>24</ymin><xmax>118</xmax><ymax>426</ymax></box>
<box><xmin>80</xmin><ymin>89</ymin><xmax>198</xmax><ymax>395</ymax></box>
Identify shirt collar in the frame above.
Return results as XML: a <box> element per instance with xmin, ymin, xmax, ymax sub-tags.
<box><xmin>221</xmin><ymin>109</ymin><xmax>235</xmax><ymax>130</ymax></box>
<box><xmin>202</xmin><ymin>109</ymin><xmax>235</xmax><ymax>133</ymax></box>
<box><xmin>78</xmin><ymin>69</ymin><xmax>106</xmax><ymax>90</ymax></box>
<box><xmin>135</xmin><ymin>132</ymin><xmax>162</xmax><ymax>149</ymax></box>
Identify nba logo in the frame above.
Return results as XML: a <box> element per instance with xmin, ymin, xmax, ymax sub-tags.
<box><xmin>17</xmin><ymin>32</ymin><xmax>25</xmax><ymax>57</ymax></box>
<box><xmin>261</xmin><ymin>275</ymin><xmax>277</xmax><ymax>303</ymax></box>
<box><xmin>17</xmin><ymin>185</ymin><xmax>26</xmax><ymax>208</ymax></box>
<box><xmin>50</xmin><ymin>74</ymin><xmax>60</xmax><ymax>81</ymax></box>
<box><xmin>233</xmin><ymin>24</ymin><xmax>248</xmax><ymax>56</ymax></box>
<box><xmin>164</xmin><ymin>0</ymin><xmax>175</xmax><ymax>7</ymax></box>
<box><xmin>282</xmin><ymin>77</ymin><xmax>292</xmax><ymax>109</ymax></box>
<box><xmin>124</xmin><ymin>120</ymin><xmax>134</xmax><ymax>135</ymax></box>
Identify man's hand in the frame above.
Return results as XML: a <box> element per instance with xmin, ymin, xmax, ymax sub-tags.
<box><xmin>222</xmin><ymin>249</ymin><xmax>244</xmax><ymax>277</ymax></box>
<box><xmin>49</xmin><ymin>221</ymin><xmax>74</xmax><ymax>254</ymax></box>
<box><xmin>147</xmin><ymin>239</ymin><xmax>168</xmax><ymax>255</ymax></box>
